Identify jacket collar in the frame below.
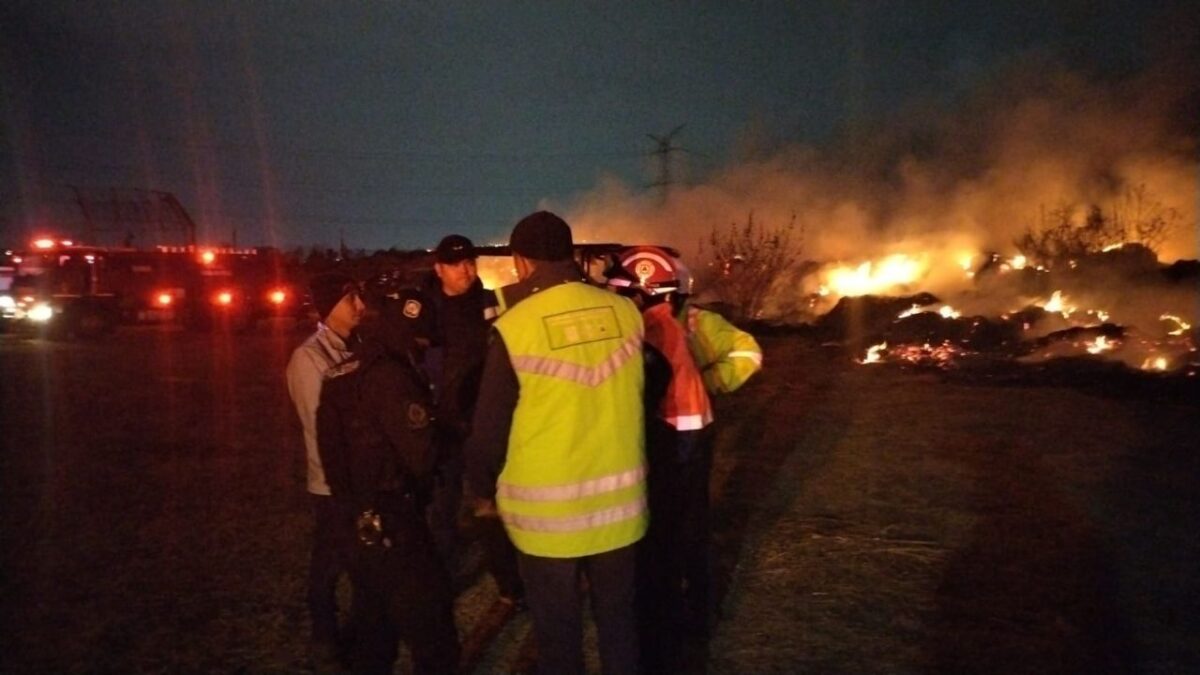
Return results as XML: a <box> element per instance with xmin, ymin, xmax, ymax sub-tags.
<box><xmin>500</xmin><ymin>259</ymin><xmax>584</xmax><ymax>309</ymax></box>
<box><xmin>317</xmin><ymin>322</ymin><xmax>354</xmax><ymax>353</ymax></box>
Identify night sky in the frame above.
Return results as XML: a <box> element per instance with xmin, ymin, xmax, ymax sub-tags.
<box><xmin>1</xmin><ymin>1</ymin><xmax>1194</xmax><ymax>252</ymax></box>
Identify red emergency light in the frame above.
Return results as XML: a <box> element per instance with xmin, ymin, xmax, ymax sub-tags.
<box><xmin>199</xmin><ymin>250</ymin><xmax>217</xmax><ymax>265</ymax></box>
<box><xmin>30</xmin><ymin>238</ymin><xmax>76</xmax><ymax>250</ymax></box>
<box><xmin>155</xmin><ymin>292</ymin><xmax>173</xmax><ymax>307</ymax></box>
<box><xmin>269</xmin><ymin>289</ymin><xmax>287</xmax><ymax>305</ymax></box>
<box><xmin>214</xmin><ymin>291</ymin><xmax>234</xmax><ymax>306</ymax></box>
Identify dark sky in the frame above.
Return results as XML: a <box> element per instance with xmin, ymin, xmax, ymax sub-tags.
<box><xmin>0</xmin><ymin>1</ymin><xmax>1187</xmax><ymax>251</ymax></box>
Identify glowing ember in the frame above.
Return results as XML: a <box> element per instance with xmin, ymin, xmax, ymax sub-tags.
<box><xmin>1161</xmin><ymin>314</ymin><xmax>1191</xmax><ymax>336</ymax></box>
<box><xmin>892</xmin><ymin>341</ymin><xmax>969</xmax><ymax>368</ymax></box>
<box><xmin>860</xmin><ymin>342</ymin><xmax>888</xmax><ymax>364</ymax></box>
<box><xmin>1102</xmin><ymin>243</ymin><xmax>1126</xmax><ymax>252</ymax></box>
<box><xmin>895</xmin><ymin>303</ymin><xmax>961</xmax><ymax>320</ymax></box>
<box><xmin>1086</xmin><ymin>336</ymin><xmax>1116</xmax><ymax>354</ymax></box>
<box><xmin>1010</xmin><ymin>254</ymin><xmax>1028</xmax><ymax>270</ymax></box>
<box><xmin>1088</xmin><ymin>309</ymin><xmax>1110</xmax><ymax>323</ymax></box>
<box><xmin>824</xmin><ymin>255</ymin><xmax>924</xmax><ymax>297</ymax></box>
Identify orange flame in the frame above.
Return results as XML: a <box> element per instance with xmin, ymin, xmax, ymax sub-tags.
<box><xmin>860</xmin><ymin>342</ymin><xmax>888</xmax><ymax>364</ymax></box>
<box><xmin>1161</xmin><ymin>314</ymin><xmax>1191</xmax><ymax>336</ymax></box>
<box><xmin>1085</xmin><ymin>335</ymin><xmax>1116</xmax><ymax>354</ymax></box>
<box><xmin>824</xmin><ymin>255</ymin><xmax>924</xmax><ymax>297</ymax></box>
<box><xmin>1141</xmin><ymin>356</ymin><xmax>1169</xmax><ymax>371</ymax></box>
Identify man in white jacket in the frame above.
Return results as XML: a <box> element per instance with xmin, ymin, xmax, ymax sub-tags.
<box><xmin>286</xmin><ymin>272</ymin><xmax>365</xmax><ymax>670</ymax></box>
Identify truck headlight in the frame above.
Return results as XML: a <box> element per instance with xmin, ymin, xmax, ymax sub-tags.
<box><xmin>27</xmin><ymin>303</ymin><xmax>54</xmax><ymax>322</ymax></box>
<box><xmin>0</xmin><ymin>295</ymin><xmax>13</xmax><ymax>309</ymax></box>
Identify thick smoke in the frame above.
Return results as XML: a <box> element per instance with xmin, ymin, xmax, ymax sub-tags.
<box><xmin>558</xmin><ymin>59</ymin><xmax>1197</xmax><ymax>322</ymax></box>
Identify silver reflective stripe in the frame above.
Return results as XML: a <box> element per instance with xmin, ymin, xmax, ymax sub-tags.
<box><xmin>510</xmin><ymin>333</ymin><xmax>641</xmax><ymax>387</ymax></box>
<box><xmin>664</xmin><ymin>413</ymin><xmax>710</xmax><ymax>431</ymax></box>
<box><xmin>501</xmin><ymin>496</ymin><xmax>647</xmax><ymax>533</ymax></box>
<box><xmin>497</xmin><ymin>466</ymin><xmax>646</xmax><ymax>502</ymax></box>
<box><xmin>728</xmin><ymin>350</ymin><xmax>763</xmax><ymax>365</ymax></box>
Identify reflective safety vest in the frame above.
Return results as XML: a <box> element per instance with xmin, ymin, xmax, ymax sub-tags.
<box><xmin>679</xmin><ymin>304</ymin><xmax>763</xmax><ymax>395</ymax></box>
<box><xmin>643</xmin><ymin>303</ymin><xmax>713</xmax><ymax>431</ymax></box>
<box><xmin>493</xmin><ymin>281</ymin><xmax>648</xmax><ymax>558</ymax></box>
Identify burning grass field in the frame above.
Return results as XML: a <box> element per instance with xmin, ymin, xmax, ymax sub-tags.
<box><xmin>0</xmin><ymin>325</ymin><xmax>1197</xmax><ymax>673</ymax></box>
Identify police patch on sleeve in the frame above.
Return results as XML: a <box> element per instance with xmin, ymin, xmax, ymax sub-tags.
<box><xmin>407</xmin><ymin>402</ymin><xmax>429</xmax><ymax>429</ymax></box>
<box><xmin>402</xmin><ymin>299</ymin><xmax>422</xmax><ymax>319</ymax></box>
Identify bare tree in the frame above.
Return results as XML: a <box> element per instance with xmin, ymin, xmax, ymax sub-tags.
<box><xmin>701</xmin><ymin>211</ymin><xmax>801</xmax><ymax>320</ymax></box>
<box><xmin>1015</xmin><ymin>184</ymin><xmax>1182</xmax><ymax>267</ymax></box>
<box><xmin>1110</xmin><ymin>184</ymin><xmax>1182</xmax><ymax>254</ymax></box>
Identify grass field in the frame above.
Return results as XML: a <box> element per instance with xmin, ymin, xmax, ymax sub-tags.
<box><xmin>1</xmin><ymin>325</ymin><xmax>1196</xmax><ymax>673</ymax></box>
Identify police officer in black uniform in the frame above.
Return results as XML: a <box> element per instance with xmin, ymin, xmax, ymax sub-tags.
<box><xmin>317</xmin><ymin>289</ymin><xmax>459</xmax><ymax>674</ymax></box>
<box><xmin>422</xmin><ymin>235</ymin><xmax>523</xmax><ymax>606</ymax></box>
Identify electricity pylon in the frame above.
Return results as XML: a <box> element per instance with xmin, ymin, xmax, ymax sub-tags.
<box><xmin>646</xmin><ymin>124</ymin><xmax>687</xmax><ymax>204</ymax></box>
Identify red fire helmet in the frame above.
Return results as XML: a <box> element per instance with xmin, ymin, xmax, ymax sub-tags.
<box><xmin>618</xmin><ymin>246</ymin><xmax>680</xmax><ymax>296</ymax></box>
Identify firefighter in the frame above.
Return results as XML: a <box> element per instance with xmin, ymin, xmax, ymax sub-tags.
<box><xmin>607</xmin><ymin>246</ymin><xmax>717</xmax><ymax>670</ymax></box>
<box><xmin>419</xmin><ymin>234</ymin><xmax>523</xmax><ymax>607</ymax></box>
<box><xmin>285</xmin><ymin>272</ymin><xmax>365</xmax><ymax>670</ymax></box>
<box><xmin>667</xmin><ymin>253</ymin><xmax>763</xmax><ymax>638</ymax></box>
<box><xmin>466</xmin><ymin>211</ymin><xmax>648</xmax><ymax>675</ymax></box>
<box><xmin>316</xmin><ymin>289</ymin><xmax>459</xmax><ymax>674</ymax></box>
<box><xmin>672</xmin><ymin>256</ymin><xmax>764</xmax><ymax>396</ymax></box>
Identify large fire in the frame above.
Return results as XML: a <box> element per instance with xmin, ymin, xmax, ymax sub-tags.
<box><xmin>821</xmin><ymin>255</ymin><xmax>925</xmax><ymax>297</ymax></box>
<box><xmin>813</xmin><ymin>241</ymin><xmax>1198</xmax><ymax>377</ymax></box>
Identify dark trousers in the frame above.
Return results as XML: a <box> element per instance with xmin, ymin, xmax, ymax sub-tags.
<box><xmin>349</xmin><ymin>509</ymin><xmax>460</xmax><ymax>675</ymax></box>
<box><xmin>477</xmin><ymin>515</ymin><xmax>524</xmax><ymax>599</ymax></box>
<box><xmin>309</xmin><ymin>494</ymin><xmax>354</xmax><ymax>645</ymax></box>
<box><xmin>638</xmin><ymin>426</ymin><xmax>715</xmax><ymax>668</ymax></box>
<box><xmin>519</xmin><ymin>544</ymin><xmax>639</xmax><ymax>675</ymax></box>
<box><xmin>427</xmin><ymin>452</ymin><xmax>464</xmax><ymax>570</ymax></box>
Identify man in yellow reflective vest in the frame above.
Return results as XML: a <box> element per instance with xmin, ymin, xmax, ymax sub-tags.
<box><xmin>466</xmin><ymin>211</ymin><xmax>648</xmax><ymax>675</ymax></box>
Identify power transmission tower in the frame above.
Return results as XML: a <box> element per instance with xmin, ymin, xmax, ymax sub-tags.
<box><xmin>646</xmin><ymin>124</ymin><xmax>687</xmax><ymax>204</ymax></box>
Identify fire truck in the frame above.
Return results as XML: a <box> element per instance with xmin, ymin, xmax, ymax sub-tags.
<box><xmin>0</xmin><ymin>237</ymin><xmax>300</xmax><ymax>337</ymax></box>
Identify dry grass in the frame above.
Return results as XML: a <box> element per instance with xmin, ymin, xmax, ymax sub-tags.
<box><xmin>1</xmin><ymin>328</ymin><xmax>1197</xmax><ymax>673</ymax></box>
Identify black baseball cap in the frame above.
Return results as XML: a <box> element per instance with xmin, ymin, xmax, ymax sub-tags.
<box><xmin>510</xmin><ymin>211</ymin><xmax>573</xmax><ymax>261</ymax></box>
<box><xmin>434</xmin><ymin>234</ymin><xmax>476</xmax><ymax>264</ymax></box>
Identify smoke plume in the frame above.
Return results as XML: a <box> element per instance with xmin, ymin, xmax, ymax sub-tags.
<box><xmin>556</xmin><ymin>58</ymin><xmax>1197</xmax><ymax>319</ymax></box>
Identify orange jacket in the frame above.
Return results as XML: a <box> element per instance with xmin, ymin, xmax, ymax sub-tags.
<box><xmin>643</xmin><ymin>303</ymin><xmax>713</xmax><ymax>431</ymax></box>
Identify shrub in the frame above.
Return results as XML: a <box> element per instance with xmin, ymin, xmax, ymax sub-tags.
<box><xmin>701</xmin><ymin>212</ymin><xmax>801</xmax><ymax>320</ymax></box>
